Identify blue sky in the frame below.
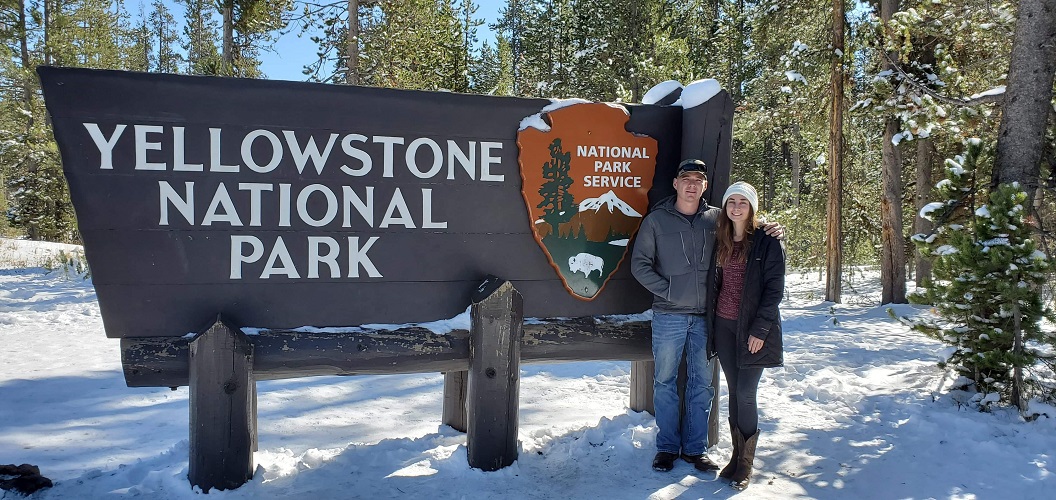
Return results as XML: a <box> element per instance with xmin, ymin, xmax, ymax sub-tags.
<box><xmin>129</xmin><ymin>1</ymin><xmax>504</xmax><ymax>81</ymax></box>
<box><xmin>259</xmin><ymin>1</ymin><xmax>505</xmax><ymax>81</ymax></box>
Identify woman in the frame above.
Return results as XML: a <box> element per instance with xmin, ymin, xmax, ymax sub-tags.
<box><xmin>708</xmin><ymin>181</ymin><xmax>785</xmax><ymax>490</ymax></box>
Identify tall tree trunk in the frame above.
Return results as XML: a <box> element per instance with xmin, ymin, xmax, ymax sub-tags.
<box><xmin>781</xmin><ymin>139</ymin><xmax>792</xmax><ymax>204</ymax></box>
<box><xmin>826</xmin><ymin>0</ymin><xmax>846</xmax><ymax>303</ymax></box>
<box><xmin>511</xmin><ymin>0</ymin><xmax>520</xmax><ymax>94</ymax></box>
<box><xmin>766</xmin><ymin>134</ymin><xmax>777</xmax><ymax>210</ymax></box>
<box><xmin>347</xmin><ymin>0</ymin><xmax>359</xmax><ymax>84</ymax></box>
<box><xmin>17</xmin><ymin>0</ymin><xmax>34</xmax><ymax>132</ymax></box>
<box><xmin>880</xmin><ymin>0</ymin><xmax>906</xmax><ymax>304</ymax></box>
<box><xmin>222</xmin><ymin>1</ymin><xmax>234</xmax><ymax>71</ymax></box>
<box><xmin>1041</xmin><ymin>107</ymin><xmax>1056</xmax><ymax>210</ymax></box>
<box><xmin>914</xmin><ymin>137</ymin><xmax>936</xmax><ymax>286</ymax></box>
<box><xmin>727</xmin><ymin>0</ymin><xmax>745</xmax><ymax>103</ymax></box>
<box><xmin>18</xmin><ymin>0</ymin><xmax>30</xmax><ymax>69</ymax></box>
<box><xmin>993</xmin><ymin>0</ymin><xmax>1056</xmax><ymax>204</ymax></box>
<box><xmin>881</xmin><ymin>117</ymin><xmax>906</xmax><ymax>303</ymax></box>
<box><xmin>790</xmin><ymin>123</ymin><xmax>802</xmax><ymax>206</ymax></box>
<box><xmin>43</xmin><ymin>0</ymin><xmax>52</xmax><ymax>66</ymax></box>
<box><xmin>629</xmin><ymin>2</ymin><xmax>643</xmax><ymax>102</ymax></box>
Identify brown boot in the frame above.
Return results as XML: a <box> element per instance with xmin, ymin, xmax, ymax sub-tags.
<box><xmin>731</xmin><ymin>430</ymin><xmax>759</xmax><ymax>490</ymax></box>
<box><xmin>719</xmin><ymin>420</ymin><xmax>740</xmax><ymax>479</ymax></box>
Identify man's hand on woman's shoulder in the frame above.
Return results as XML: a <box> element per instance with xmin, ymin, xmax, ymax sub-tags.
<box><xmin>761</xmin><ymin>221</ymin><xmax>785</xmax><ymax>240</ymax></box>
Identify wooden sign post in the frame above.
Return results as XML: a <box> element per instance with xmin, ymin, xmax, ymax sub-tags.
<box><xmin>466</xmin><ymin>277</ymin><xmax>523</xmax><ymax>471</ymax></box>
<box><xmin>188</xmin><ymin>317</ymin><xmax>256</xmax><ymax>492</ymax></box>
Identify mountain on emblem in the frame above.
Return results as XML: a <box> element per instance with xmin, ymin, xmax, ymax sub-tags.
<box><xmin>517</xmin><ymin>103</ymin><xmax>657</xmax><ymax>300</ymax></box>
<box><xmin>580</xmin><ymin>190</ymin><xmax>642</xmax><ymax>217</ymax></box>
<box><xmin>560</xmin><ymin>191</ymin><xmax>643</xmax><ymax>243</ymax></box>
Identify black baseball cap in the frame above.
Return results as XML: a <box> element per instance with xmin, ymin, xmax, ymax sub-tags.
<box><xmin>677</xmin><ymin>159</ymin><xmax>708</xmax><ymax>177</ymax></box>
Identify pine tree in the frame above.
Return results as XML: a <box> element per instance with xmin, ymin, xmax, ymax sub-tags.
<box><xmin>911</xmin><ymin>139</ymin><xmax>1055</xmax><ymax>409</ymax></box>
<box><xmin>537</xmin><ymin>138</ymin><xmax>574</xmax><ymax>234</ymax></box>
<box><xmin>0</xmin><ymin>0</ymin><xmax>123</xmax><ymax>242</ymax></box>
<box><xmin>150</xmin><ymin>0</ymin><xmax>182</xmax><ymax>73</ymax></box>
<box><xmin>179</xmin><ymin>0</ymin><xmax>222</xmax><ymax>75</ymax></box>
<box><xmin>215</xmin><ymin>0</ymin><xmax>292</xmax><ymax>78</ymax></box>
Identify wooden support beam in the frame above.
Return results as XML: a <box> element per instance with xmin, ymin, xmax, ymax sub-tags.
<box><xmin>466</xmin><ymin>278</ymin><xmax>523</xmax><ymax>471</ymax></box>
<box><xmin>188</xmin><ymin>316</ymin><xmax>255</xmax><ymax>492</ymax></box>
<box><xmin>121</xmin><ymin>320</ymin><xmax>648</xmax><ymax>388</ymax></box>
<box><xmin>442</xmin><ymin>371</ymin><xmax>468</xmax><ymax>432</ymax></box>
<box><xmin>629</xmin><ymin>360</ymin><xmax>654</xmax><ymax>414</ymax></box>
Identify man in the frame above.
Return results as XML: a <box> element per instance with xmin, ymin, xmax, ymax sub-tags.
<box><xmin>631</xmin><ymin>159</ymin><xmax>781</xmax><ymax>473</ymax></box>
<box><xmin>631</xmin><ymin>158</ymin><xmax>720</xmax><ymax>472</ymax></box>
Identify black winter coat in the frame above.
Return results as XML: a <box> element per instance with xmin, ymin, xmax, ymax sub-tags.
<box><xmin>707</xmin><ymin>228</ymin><xmax>786</xmax><ymax>368</ymax></box>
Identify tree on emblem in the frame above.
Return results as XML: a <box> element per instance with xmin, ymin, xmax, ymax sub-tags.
<box><xmin>537</xmin><ymin>138</ymin><xmax>575</xmax><ymax>234</ymax></box>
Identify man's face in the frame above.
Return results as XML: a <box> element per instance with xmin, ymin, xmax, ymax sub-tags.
<box><xmin>673</xmin><ymin>172</ymin><xmax>707</xmax><ymax>205</ymax></box>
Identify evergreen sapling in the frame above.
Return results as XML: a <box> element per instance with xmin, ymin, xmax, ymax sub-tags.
<box><xmin>910</xmin><ymin>139</ymin><xmax>1055</xmax><ymax>410</ymax></box>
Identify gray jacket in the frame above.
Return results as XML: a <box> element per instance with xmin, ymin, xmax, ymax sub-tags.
<box><xmin>631</xmin><ymin>195</ymin><xmax>719</xmax><ymax>315</ymax></box>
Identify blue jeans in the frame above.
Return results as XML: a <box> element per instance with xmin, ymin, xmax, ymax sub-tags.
<box><xmin>651</xmin><ymin>312</ymin><xmax>713</xmax><ymax>456</ymax></box>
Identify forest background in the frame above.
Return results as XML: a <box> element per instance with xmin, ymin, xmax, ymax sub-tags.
<box><xmin>1</xmin><ymin>0</ymin><xmax>1054</xmax><ymax>310</ymax></box>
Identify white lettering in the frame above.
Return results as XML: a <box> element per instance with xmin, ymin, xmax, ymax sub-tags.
<box><xmin>134</xmin><ymin>125</ymin><xmax>166</xmax><ymax>170</ymax></box>
<box><xmin>296</xmin><ymin>184</ymin><xmax>338</xmax><ymax>227</ymax></box>
<box><xmin>241</xmin><ymin>129</ymin><xmax>283</xmax><ymax>173</ymax></box>
<box><xmin>447</xmin><ymin>140</ymin><xmax>476</xmax><ymax>180</ymax></box>
<box><xmin>406</xmin><ymin>137</ymin><xmax>443</xmax><ymax>179</ymax></box>
<box><xmin>230</xmin><ymin>235</ymin><xmax>264</xmax><ymax>279</ymax></box>
<box><xmin>83</xmin><ymin>123</ymin><xmax>126</xmax><ymax>170</ymax></box>
<box><xmin>379</xmin><ymin>188</ymin><xmax>415</xmax><ymax>228</ymax></box>
<box><xmin>347</xmin><ymin>236</ymin><xmax>382</xmax><ymax>278</ymax></box>
<box><xmin>342</xmin><ymin>185</ymin><xmax>374</xmax><ymax>227</ymax></box>
<box><xmin>285</xmin><ymin>131</ymin><xmax>338</xmax><ymax>175</ymax></box>
<box><xmin>373</xmin><ymin>136</ymin><xmax>404</xmax><ymax>178</ymax></box>
<box><xmin>278</xmin><ymin>183</ymin><xmax>291</xmax><ymax>227</ymax></box>
<box><xmin>582</xmin><ymin>175</ymin><xmax>642</xmax><ymax>188</ymax></box>
<box><xmin>480</xmin><ymin>141</ymin><xmax>504</xmax><ymax>182</ymax></box>
<box><xmin>158</xmin><ymin>181</ymin><xmax>194</xmax><ymax>225</ymax></box>
<box><xmin>202</xmin><ymin>183</ymin><xmax>243</xmax><ymax>226</ymax></box>
<box><xmin>307</xmin><ymin>236</ymin><xmax>341</xmax><ymax>278</ymax></box>
<box><xmin>238</xmin><ymin>183</ymin><xmax>273</xmax><ymax>226</ymax></box>
<box><xmin>340</xmin><ymin>134</ymin><xmax>372</xmax><ymax>176</ymax></box>
<box><xmin>172</xmin><ymin>127</ymin><xmax>204</xmax><ymax>171</ymax></box>
<box><xmin>210</xmin><ymin>128</ymin><xmax>239</xmax><ymax>172</ymax></box>
<box><xmin>261</xmin><ymin>236</ymin><xmax>300</xmax><ymax>278</ymax></box>
<box><xmin>593</xmin><ymin>161</ymin><xmax>632</xmax><ymax>173</ymax></box>
<box><xmin>576</xmin><ymin>145</ymin><xmax>650</xmax><ymax>159</ymax></box>
<box><xmin>421</xmin><ymin>188</ymin><xmax>447</xmax><ymax>229</ymax></box>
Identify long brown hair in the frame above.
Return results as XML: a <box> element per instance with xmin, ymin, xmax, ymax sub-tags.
<box><xmin>716</xmin><ymin>202</ymin><xmax>758</xmax><ymax>267</ymax></box>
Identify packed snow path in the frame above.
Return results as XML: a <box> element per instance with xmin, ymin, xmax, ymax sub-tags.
<box><xmin>1</xmin><ymin>248</ymin><xmax>1053</xmax><ymax>498</ymax></box>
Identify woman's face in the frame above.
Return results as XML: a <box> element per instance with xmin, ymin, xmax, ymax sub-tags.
<box><xmin>725</xmin><ymin>194</ymin><xmax>752</xmax><ymax>224</ymax></box>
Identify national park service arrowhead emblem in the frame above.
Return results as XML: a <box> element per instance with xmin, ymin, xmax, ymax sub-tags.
<box><xmin>517</xmin><ymin>102</ymin><xmax>657</xmax><ymax>300</ymax></box>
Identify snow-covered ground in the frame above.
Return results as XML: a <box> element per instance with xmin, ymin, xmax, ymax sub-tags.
<box><xmin>2</xmin><ymin>238</ymin><xmax>1054</xmax><ymax>499</ymax></box>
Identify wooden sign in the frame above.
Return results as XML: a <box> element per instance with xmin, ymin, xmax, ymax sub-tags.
<box><xmin>37</xmin><ymin>67</ymin><xmax>690</xmax><ymax>338</ymax></box>
<box><xmin>518</xmin><ymin>103</ymin><xmax>657</xmax><ymax>300</ymax></box>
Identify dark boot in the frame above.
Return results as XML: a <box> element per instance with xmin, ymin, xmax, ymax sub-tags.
<box><xmin>719</xmin><ymin>420</ymin><xmax>740</xmax><ymax>479</ymax></box>
<box><xmin>731</xmin><ymin>430</ymin><xmax>759</xmax><ymax>490</ymax></box>
<box><xmin>652</xmin><ymin>452</ymin><xmax>678</xmax><ymax>472</ymax></box>
<box><xmin>680</xmin><ymin>452</ymin><xmax>719</xmax><ymax>472</ymax></box>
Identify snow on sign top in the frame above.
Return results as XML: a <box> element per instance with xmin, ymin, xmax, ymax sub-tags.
<box><xmin>680</xmin><ymin>79</ymin><xmax>723</xmax><ymax>109</ymax></box>
<box><xmin>641</xmin><ymin>80</ymin><xmax>683</xmax><ymax>105</ymax></box>
<box><xmin>518</xmin><ymin>98</ymin><xmax>594</xmax><ymax>132</ymax></box>
<box><xmin>517</xmin><ymin>102</ymin><xmax>657</xmax><ymax>301</ymax></box>
<box><xmin>641</xmin><ymin>78</ymin><xmax>724</xmax><ymax>108</ymax></box>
